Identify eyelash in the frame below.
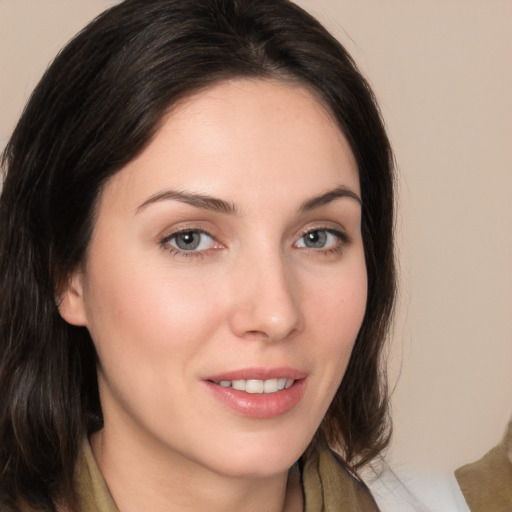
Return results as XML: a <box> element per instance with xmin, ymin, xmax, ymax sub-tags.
<box><xmin>159</xmin><ymin>228</ymin><xmax>220</xmax><ymax>259</ymax></box>
<box><xmin>159</xmin><ymin>226</ymin><xmax>349</xmax><ymax>259</ymax></box>
<box><xmin>294</xmin><ymin>227</ymin><xmax>349</xmax><ymax>255</ymax></box>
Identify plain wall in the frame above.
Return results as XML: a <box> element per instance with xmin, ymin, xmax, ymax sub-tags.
<box><xmin>1</xmin><ymin>0</ymin><xmax>511</xmax><ymax>477</ymax></box>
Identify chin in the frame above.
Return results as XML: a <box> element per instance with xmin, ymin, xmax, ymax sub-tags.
<box><xmin>197</xmin><ymin>430</ymin><xmax>311</xmax><ymax>479</ymax></box>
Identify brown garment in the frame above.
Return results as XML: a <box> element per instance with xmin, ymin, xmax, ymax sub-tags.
<box><xmin>302</xmin><ymin>447</ymin><xmax>380</xmax><ymax>512</ymax></box>
<box><xmin>455</xmin><ymin>422</ymin><xmax>512</xmax><ymax>512</ymax></box>
<box><xmin>74</xmin><ymin>441</ymin><xmax>117</xmax><ymax>512</ymax></box>
<box><xmin>10</xmin><ymin>441</ymin><xmax>379</xmax><ymax>512</ymax></box>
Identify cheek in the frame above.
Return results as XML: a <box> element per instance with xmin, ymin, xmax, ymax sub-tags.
<box><xmin>306</xmin><ymin>260</ymin><xmax>367</xmax><ymax>378</ymax></box>
<box><xmin>310</xmin><ymin>263</ymin><xmax>367</xmax><ymax>339</ymax></box>
<box><xmin>82</xmin><ymin>262</ymin><xmax>230</xmax><ymax>432</ymax></box>
<box><xmin>82</xmin><ymin>258</ymin><xmax>224</xmax><ymax>375</ymax></box>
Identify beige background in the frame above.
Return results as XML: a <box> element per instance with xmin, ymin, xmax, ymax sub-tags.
<box><xmin>1</xmin><ymin>0</ymin><xmax>511</xmax><ymax>479</ymax></box>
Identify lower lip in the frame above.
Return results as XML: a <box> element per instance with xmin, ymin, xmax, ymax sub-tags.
<box><xmin>204</xmin><ymin>379</ymin><xmax>307</xmax><ymax>419</ymax></box>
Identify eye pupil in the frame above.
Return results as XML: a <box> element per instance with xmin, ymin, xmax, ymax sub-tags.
<box><xmin>175</xmin><ymin>232</ymin><xmax>201</xmax><ymax>250</ymax></box>
<box><xmin>304</xmin><ymin>230</ymin><xmax>327</xmax><ymax>248</ymax></box>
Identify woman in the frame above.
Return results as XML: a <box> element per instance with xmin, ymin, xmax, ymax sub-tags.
<box><xmin>0</xmin><ymin>1</ymin><xmax>395</xmax><ymax>511</ymax></box>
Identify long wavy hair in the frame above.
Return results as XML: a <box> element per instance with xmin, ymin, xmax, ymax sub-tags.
<box><xmin>0</xmin><ymin>0</ymin><xmax>395</xmax><ymax>509</ymax></box>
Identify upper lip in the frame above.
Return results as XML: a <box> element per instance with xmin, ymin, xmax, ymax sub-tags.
<box><xmin>204</xmin><ymin>367</ymin><xmax>307</xmax><ymax>382</ymax></box>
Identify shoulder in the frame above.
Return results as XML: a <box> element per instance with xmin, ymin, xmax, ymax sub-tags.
<box><xmin>455</xmin><ymin>424</ymin><xmax>512</xmax><ymax>512</ymax></box>
<box><xmin>302</xmin><ymin>446</ymin><xmax>380</xmax><ymax>512</ymax></box>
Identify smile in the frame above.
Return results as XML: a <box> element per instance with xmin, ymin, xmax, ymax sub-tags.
<box><xmin>205</xmin><ymin>369</ymin><xmax>307</xmax><ymax>418</ymax></box>
<box><xmin>213</xmin><ymin>378</ymin><xmax>295</xmax><ymax>394</ymax></box>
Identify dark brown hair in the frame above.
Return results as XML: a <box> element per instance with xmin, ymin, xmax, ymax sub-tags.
<box><xmin>0</xmin><ymin>0</ymin><xmax>395</xmax><ymax>509</ymax></box>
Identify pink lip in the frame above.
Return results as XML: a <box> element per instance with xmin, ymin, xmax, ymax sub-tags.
<box><xmin>203</xmin><ymin>367</ymin><xmax>308</xmax><ymax>419</ymax></box>
<box><xmin>205</xmin><ymin>367</ymin><xmax>307</xmax><ymax>382</ymax></box>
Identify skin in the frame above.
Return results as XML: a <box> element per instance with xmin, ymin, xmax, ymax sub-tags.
<box><xmin>60</xmin><ymin>79</ymin><xmax>367</xmax><ymax>512</ymax></box>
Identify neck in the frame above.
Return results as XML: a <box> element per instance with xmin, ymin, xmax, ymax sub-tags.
<box><xmin>90</xmin><ymin>428</ymin><xmax>303</xmax><ymax>512</ymax></box>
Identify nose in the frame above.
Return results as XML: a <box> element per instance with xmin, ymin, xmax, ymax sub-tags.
<box><xmin>228</xmin><ymin>252</ymin><xmax>304</xmax><ymax>342</ymax></box>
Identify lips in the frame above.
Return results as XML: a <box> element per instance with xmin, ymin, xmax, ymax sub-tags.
<box><xmin>204</xmin><ymin>368</ymin><xmax>307</xmax><ymax>418</ymax></box>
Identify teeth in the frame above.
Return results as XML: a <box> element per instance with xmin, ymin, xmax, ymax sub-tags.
<box><xmin>216</xmin><ymin>378</ymin><xmax>295</xmax><ymax>394</ymax></box>
<box><xmin>246</xmin><ymin>380</ymin><xmax>264</xmax><ymax>393</ymax></box>
<box><xmin>232</xmin><ymin>380</ymin><xmax>246</xmax><ymax>391</ymax></box>
<box><xmin>263</xmin><ymin>378</ymin><xmax>278</xmax><ymax>393</ymax></box>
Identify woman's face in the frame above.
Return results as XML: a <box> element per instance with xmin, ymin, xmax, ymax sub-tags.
<box><xmin>61</xmin><ymin>79</ymin><xmax>367</xmax><ymax>479</ymax></box>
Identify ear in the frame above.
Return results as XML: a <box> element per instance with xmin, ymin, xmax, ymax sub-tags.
<box><xmin>57</xmin><ymin>271</ymin><xmax>88</xmax><ymax>326</ymax></box>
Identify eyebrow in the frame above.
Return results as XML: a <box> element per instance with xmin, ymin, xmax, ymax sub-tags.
<box><xmin>136</xmin><ymin>184</ymin><xmax>361</xmax><ymax>215</ymax></box>
<box><xmin>299</xmin><ymin>185</ymin><xmax>362</xmax><ymax>212</ymax></box>
<box><xmin>136</xmin><ymin>189</ymin><xmax>238</xmax><ymax>215</ymax></box>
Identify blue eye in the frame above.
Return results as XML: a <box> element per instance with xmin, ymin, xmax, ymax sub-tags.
<box><xmin>165</xmin><ymin>230</ymin><xmax>215</xmax><ymax>252</ymax></box>
<box><xmin>295</xmin><ymin>229</ymin><xmax>343</xmax><ymax>250</ymax></box>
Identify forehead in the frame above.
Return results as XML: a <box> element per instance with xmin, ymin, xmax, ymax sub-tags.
<box><xmin>99</xmin><ymin>78</ymin><xmax>359</xmax><ymax>213</ymax></box>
